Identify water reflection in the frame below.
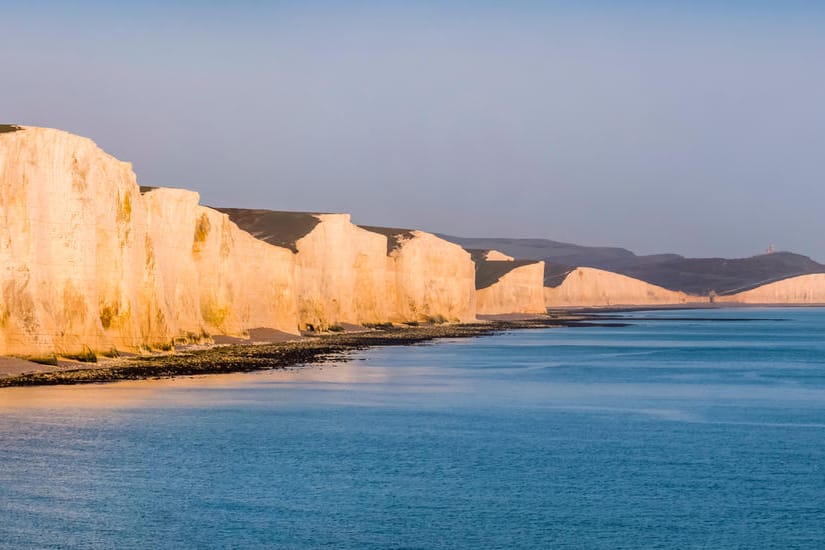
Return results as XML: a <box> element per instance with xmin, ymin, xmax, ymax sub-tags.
<box><xmin>0</xmin><ymin>356</ymin><xmax>457</xmax><ymax>411</ymax></box>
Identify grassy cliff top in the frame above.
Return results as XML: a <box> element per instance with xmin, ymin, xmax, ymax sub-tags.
<box><xmin>475</xmin><ymin>259</ymin><xmax>542</xmax><ymax>290</ymax></box>
<box><xmin>544</xmin><ymin>263</ymin><xmax>577</xmax><ymax>288</ymax></box>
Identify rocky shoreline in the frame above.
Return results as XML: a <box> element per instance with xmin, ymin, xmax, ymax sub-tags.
<box><xmin>0</xmin><ymin>316</ymin><xmax>622</xmax><ymax>388</ymax></box>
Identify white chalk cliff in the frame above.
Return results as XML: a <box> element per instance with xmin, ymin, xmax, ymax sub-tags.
<box><xmin>544</xmin><ymin>267</ymin><xmax>703</xmax><ymax>307</ymax></box>
<box><xmin>219</xmin><ymin>210</ymin><xmax>394</xmax><ymax>330</ymax></box>
<box><xmin>0</xmin><ymin>126</ymin><xmax>298</xmax><ymax>357</ymax></box>
<box><xmin>0</xmin><ymin>122</ymin><xmax>487</xmax><ymax>358</ymax></box>
<box><xmin>470</xmin><ymin>250</ymin><xmax>546</xmax><ymax>315</ymax></box>
<box><xmin>363</xmin><ymin>227</ymin><xmax>477</xmax><ymax>323</ymax></box>
<box><xmin>715</xmin><ymin>274</ymin><xmax>825</xmax><ymax>304</ymax></box>
<box><xmin>143</xmin><ymin>189</ymin><xmax>298</xmax><ymax>337</ymax></box>
<box><xmin>285</xmin><ymin>213</ymin><xmax>388</xmax><ymax>329</ymax></box>
<box><xmin>7</xmin><ymin>124</ymin><xmax>744</xmax><ymax>358</ymax></box>
<box><xmin>482</xmin><ymin>250</ymin><xmax>515</xmax><ymax>262</ymax></box>
<box><xmin>219</xmin><ymin>211</ymin><xmax>478</xmax><ymax>328</ymax></box>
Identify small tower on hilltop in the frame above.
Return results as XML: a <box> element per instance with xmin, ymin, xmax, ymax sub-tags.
<box><xmin>766</xmin><ymin>243</ymin><xmax>775</xmax><ymax>254</ymax></box>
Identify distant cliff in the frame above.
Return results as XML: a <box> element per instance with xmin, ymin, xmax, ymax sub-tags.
<box><xmin>715</xmin><ymin>274</ymin><xmax>825</xmax><ymax>304</ymax></box>
<box><xmin>441</xmin><ymin>235</ymin><xmax>825</xmax><ymax>295</ymax></box>
<box><xmin>544</xmin><ymin>267</ymin><xmax>704</xmax><ymax>307</ymax></box>
<box><xmin>469</xmin><ymin>250</ymin><xmax>546</xmax><ymax>315</ymax></box>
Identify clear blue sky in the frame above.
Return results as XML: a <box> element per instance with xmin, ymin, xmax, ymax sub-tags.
<box><xmin>3</xmin><ymin>1</ymin><xmax>824</xmax><ymax>260</ymax></box>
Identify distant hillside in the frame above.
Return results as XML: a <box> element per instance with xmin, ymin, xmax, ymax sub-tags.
<box><xmin>621</xmin><ymin>252</ymin><xmax>825</xmax><ymax>295</ymax></box>
<box><xmin>440</xmin><ymin>235</ymin><xmax>825</xmax><ymax>295</ymax></box>
<box><xmin>438</xmin><ymin>236</ymin><xmax>680</xmax><ymax>272</ymax></box>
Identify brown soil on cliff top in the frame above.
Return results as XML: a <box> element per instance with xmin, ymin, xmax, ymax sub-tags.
<box><xmin>217</xmin><ymin>208</ymin><xmax>323</xmax><ymax>252</ymax></box>
<box><xmin>475</xmin><ymin>259</ymin><xmax>542</xmax><ymax>290</ymax></box>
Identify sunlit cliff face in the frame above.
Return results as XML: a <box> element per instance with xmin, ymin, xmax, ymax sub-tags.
<box><xmin>0</xmin><ymin>127</ymin><xmax>484</xmax><ymax>357</ymax></box>
<box><xmin>474</xmin><ymin>255</ymin><xmax>546</xmax><ymax>315</ymax></box>
<box><xmin>543</xmin><ymin>268</ymin><xmax>703</xmax><ymax>308</ymax></box>
<box><xmin>13</xmin><ymin>123</ymin><xmax>818</xmax><ymax>362</ymax></box>
<box><xmin>221</xmin><ymin>212</ymin><xmax>479</xmax><ymax>329</ymax></box>
<box><xmin>715</xmin><ymin>274</ymin><xmax>825</xmax><ymax>304</ymax></box>
<box><xmin>0</xmin><ymin>126</ymin><xmax>301</xmax><ymax>357</ymax></box>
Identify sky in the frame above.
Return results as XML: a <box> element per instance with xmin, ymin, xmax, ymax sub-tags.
<box><xmin>3</xmin><ymin>1</ymin><xmax>824</xmax><ymax>260</ymax></box>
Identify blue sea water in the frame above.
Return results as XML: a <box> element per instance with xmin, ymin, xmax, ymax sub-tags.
<box><xmin>1</xmin><ymin>308</ymin><xmax>824</xmax><ymax>549</ymax></box>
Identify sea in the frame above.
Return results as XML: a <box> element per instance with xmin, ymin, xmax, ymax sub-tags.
<box><xmin>1</xmin><ymin>308</ymin><xmax>824</xmax><ymax>549</ymax></box>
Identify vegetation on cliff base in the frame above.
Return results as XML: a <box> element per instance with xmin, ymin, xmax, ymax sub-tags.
<box><xmin>24</xmin><ymin>354</ymin><xmax>59</xmax><ymax>366</ymax></box>
<box><xmin>62</xmin><ymin>345</ymin><xmax>97</xmax><ymax>363</ymax></box>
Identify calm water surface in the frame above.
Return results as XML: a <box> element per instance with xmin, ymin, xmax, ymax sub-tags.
<box><xmin>2</xmin><ymin>308</ymin><xmax>824</xmax><ymax>549</ymax></box>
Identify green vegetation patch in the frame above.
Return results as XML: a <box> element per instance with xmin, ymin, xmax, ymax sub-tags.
<box><xmin>99</xmin><ymin>304</ymin><xmax>118</xmax><ymax>329</ymax></box>
<box><xmin>201</xmin><ymin>301</ymin><xmax>229</xmax><ymax>328</ymax></box>
<box><xmin>425</xmin><ymin>314</ymin><xmax>448</xmax><ymax>325</ymax></box>
<box><xmin>117</xmin><ymin>191</ymin><xmax>132</xmax><ymax>223</ymax></box>
<box><xmin>24</xmin><ymin>354</ymin><xmax>59</xmax><ymax>366</ymax></box>
<box><xmin>173</xmin><ymin>331</ymin><xmax>205</xmax><ymax>346</ymax></box>
<box><xmin>0</xmin><ymin>124</ymin><xmax>22</xmax><ymax>134</ymax></box>
<box><xmin>62</xmin><ymin>345</ymin><xmax>97</xmax><ymax>363</ymax></box>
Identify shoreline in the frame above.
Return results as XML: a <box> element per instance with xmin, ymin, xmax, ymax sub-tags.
<box><xmin>0</xmin><ymin>316</ymin><xmax>610</xmax><ymax>388</ymax></box>
<box><xmin>3</xmin><ymin>303</ymin><xmax>821</xmax><ymax>388</ymax></box>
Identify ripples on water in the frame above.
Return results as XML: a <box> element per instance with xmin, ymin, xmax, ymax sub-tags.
<box><xmin>1</xmin><ymin>308</ymin><xmax>824</xmax><ymax>549</ymax></box>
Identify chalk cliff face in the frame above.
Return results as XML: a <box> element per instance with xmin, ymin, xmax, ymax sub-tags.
<box><xmin>544</xmin><ymin>267</ymin><xmax>703</xmax><ymax>307</ymax></box>
<box><xmin>0</xmin><ymin>127</ymin><xmax>298</xmax><ymax>357</ymax></box>
<box><xmin>292</xmin><ymin>214</ymin><xmax>388</xmax><ymax>329</ymax></box>
<box><xmin>143</xmin><ymin>189</ymin><xmax>298</xmax><ymax>337</ymax></box>
<box><xmin>364</xmin><ymin>228</ymin><xmax>476</xmax><ymax>323</ymax></box>
<box><xmin>469</xmin><ymin>250</ymin><xmax>545</xmax><ymax>315</ymax></box>
<box><xmin>10</xmin><ymin>124</ymin><xmax>745</xmax><ymax>358</ymax></box>
<box><xmin>221</xmin><ymin>213</ymin><xmax>478</xmax><ymax>328</ymax></box>
<box><xmin>0</xmin><ymin>126</ymin><xmax>163</xmax><ymax>355</ymax></box>
<box><xmin>221</xmin><ymin>210</ymin><xmax>390</xmax><ymax>329</ymax></box>
<box><xmin>715</xmin><ymin>274</ymin><xmax>825</xmax><ymax>304</ymax></box>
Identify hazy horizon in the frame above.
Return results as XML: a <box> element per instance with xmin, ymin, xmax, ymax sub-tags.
<box><xmin>3</xmin><ymin>1</ymin><xmax>824</xmax><ymax>261</ymax></box>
